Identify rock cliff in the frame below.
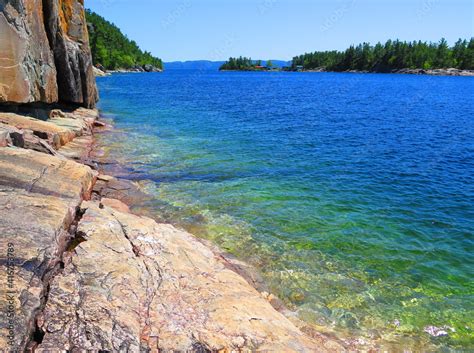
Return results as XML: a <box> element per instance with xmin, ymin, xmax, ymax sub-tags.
<box><xmin>0</xmin><ymin>0</ymin><xmax>97</xmax><ymax>108</ymax></box>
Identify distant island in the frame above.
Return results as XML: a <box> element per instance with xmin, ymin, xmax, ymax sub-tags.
<box><xmin>86</xmin><ymin>9</ymin><xmax>163</xmax><ymax>72</ymax></box>
<box><xmin>219</xmin><ymin>57</ymin><xmax>288</xmax><ymax>71</ymax></box>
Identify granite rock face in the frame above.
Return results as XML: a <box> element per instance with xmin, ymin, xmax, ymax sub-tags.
<box><xmin>0</xmin><ymin>148</ymin><xmax>96</xmax><ymax>350</ymax></box>
<box><xmin>43</xmin><ymin>0</ymin><xmax>98</xmax><ymax>107</ymax></box>
<box><xmin>36</xmin><ymin>201</ymin><xmax>333</xmax><ymax>352</ymax></box>
<box><xmin>0</xmin><ymin>0</ymin><xmax>58</xmax><ymax>103</ymax></box>
<box><xmin>0</xmin><ymin>0</ymin><xmax>97</xmax><ymax>107</ymax></box>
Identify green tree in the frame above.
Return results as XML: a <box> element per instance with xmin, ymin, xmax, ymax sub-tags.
<box><xmin>86</xmin><ymin>9</ymin><xmax>163</xmax><ymax>70</ymax></box>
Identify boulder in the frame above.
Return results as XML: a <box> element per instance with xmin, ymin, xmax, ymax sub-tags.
<box><xmin>48</xmin><ymin>109</ymin><xmax>67</xmax><ymax>119</ymax></box>
<box><xmin>95</xmin><ymin>63</ymin><xmax>106</xmax><ymax>72</ymax></box>
<box><xmin>22</xmin><ymin>130</ymin><xmax>59</xmax><ymax>156</ymax></box>
<box><xmin>143</xmin><ymin>64</ymin><xmax>161</xmax><ymax>72</ymax></box>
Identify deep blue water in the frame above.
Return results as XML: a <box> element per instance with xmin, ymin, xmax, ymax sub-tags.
<box><xmin>96</xmin><ymin>71</ymin><xmax>474</xmax><ymax>350</ymax></box>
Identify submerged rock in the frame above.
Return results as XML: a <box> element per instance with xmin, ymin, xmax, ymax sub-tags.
<box><xmin>424</xmin><ymin>325</ymin><xmax>455</xmax><ymax>337</ymax></box>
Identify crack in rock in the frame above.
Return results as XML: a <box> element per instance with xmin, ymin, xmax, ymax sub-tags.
<box><xmin>27</xmin><ymin>166</ymin><xmax>48</xmax><ymax>192</ymax></box>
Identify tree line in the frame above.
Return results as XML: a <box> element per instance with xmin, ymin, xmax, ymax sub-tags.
<box><xmin>86</xmin><ymin>10</ymin><xmax>163</xmax><ymax>70</ymax></box>
<box><xmin>292</xmin><ymin>38</ymin><xmax>474</xmax><ymax>72</ymax></box>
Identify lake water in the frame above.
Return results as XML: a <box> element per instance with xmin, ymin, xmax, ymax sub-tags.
<box><xmin>96</xmin><ymin>70</ymin><xmax>473</xmax><ymax>350</ymax></box>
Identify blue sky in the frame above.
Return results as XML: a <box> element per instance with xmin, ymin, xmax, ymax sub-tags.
<box><xmin>86</xmin><ymin>0</ymin><xmax>473</xmax><ymax>61</ymax></box>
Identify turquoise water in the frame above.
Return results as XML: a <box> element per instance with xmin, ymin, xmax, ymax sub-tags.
<box><xmin>96</xmin><ymin>71</ymin><xmax>474</xmax><ymax>350</ymax></box>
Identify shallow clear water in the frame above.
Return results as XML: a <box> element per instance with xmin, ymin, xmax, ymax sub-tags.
<box><xmin>96</xmin><ymin>71</ymin><xmax>474</xmax><ymax>350</ymax></box>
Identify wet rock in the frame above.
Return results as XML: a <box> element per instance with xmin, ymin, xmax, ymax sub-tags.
<box><xmin>94</xmin><ymin>120</ymin><xmax>107</xmax><ymax>127</ymax></box>
<box><xmin>0</xmin><ymin>147</ymin><xmax>96</xmax><ymax>350</ymax></box>
<box><xmin>37</xmin><ymin>201</ymin><xmax>332</xmax><ymax>352</ymax></box>
<box><xmin>291</xmin><ymin>291</ymin><xmax>306</xmax><ymax>303</ymax></box>
<box><xmin>92</xmin><ymin>175</ymin><xmax>150</xmax><ymax>206</ymax></box>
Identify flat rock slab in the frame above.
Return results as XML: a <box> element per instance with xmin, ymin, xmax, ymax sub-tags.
<box><xmin>57</xmin><ymin>135</ymin><xmax>95</xmax><ymax>161</ymax></box>
<box><xmin>37</xmin><ymin>201</ymin><xmax>342</xmax><ymax>352</ymax></box>
<box><xmin>0</xmin><ymin>113</ymin><xmax>71</xmax><ymax>148</ymax></box>
<box><xmin>0</xmin><ymin>147</ymin><xmax>96</xmax><ymax>200</ymax></box>
<box><xmin>0</xmin><ymin>108</ymin><xmax>98</xmax><ymax>150</ymax></box>
<box><xmin>0</xmin><ymin>147</ymin><xmax>96</xmax><ymax>350</ymax></box>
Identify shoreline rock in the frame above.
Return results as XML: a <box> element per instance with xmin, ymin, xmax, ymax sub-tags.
<box><xmin>36</xmin><ymin>201</ymin><xmax>336</xmax><ymax>351</ymax></box>
<box><xmin>0</xmin><ymin>108</ymin><xmax>346</xmax><ymax>351</ymax></box>
<box><xmin>93</xmin><ymin>66</ymin><xmax>110</xmax><ymax>77</ymax></box>
<box><xmin>0</xmin><ymin>147</ymin><xmax>96</xmax><ymax>350</ymax></box>
<box><xmin>302</xmin><ymin>67</ymin><xmax>474</xmax><ymax>76</ymax></box>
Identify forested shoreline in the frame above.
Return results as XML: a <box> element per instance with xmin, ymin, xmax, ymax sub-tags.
<box><xmin>86</xmin><ymin>10</ymin><xmax>163</xmax><ymax>71</ymax></box>
<box><xmin>292</xmin><ymin>38</ymin><xmax>474</xmax><ymax>72</ymax></box>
